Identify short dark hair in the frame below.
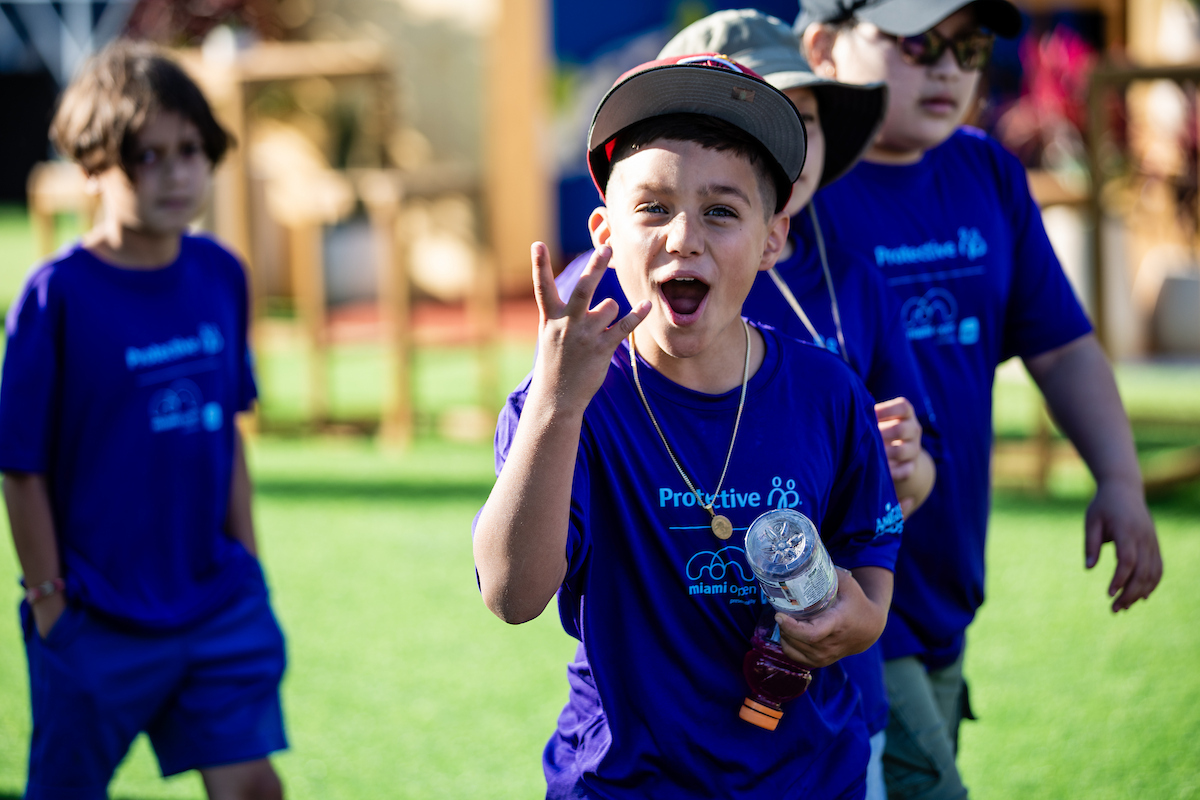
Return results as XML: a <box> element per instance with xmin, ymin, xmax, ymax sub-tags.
<box><xmin>51</xmin><ymin>39</ymin><xmax>231</xmax><ymax>176</ymax></box>
<box><xmin>605</xmin><ymin>113</ymin><xmax>788</xmax><ymax>215</ymax></box>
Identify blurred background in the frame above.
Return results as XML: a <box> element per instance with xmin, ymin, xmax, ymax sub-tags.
<box><xmin>0</xmin><ymin>0</ymin><xmax>1197</xmax><ymax>798</ymax></box>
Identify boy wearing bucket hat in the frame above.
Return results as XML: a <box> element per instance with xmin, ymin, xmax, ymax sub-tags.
<box><xmin>796</xmin><ymin>1</ymin><xmax>1163</xmax><ymax>797</ymax></box>
<box><xmin>475</xmin><ymin>54</ymin><xmax>902</xmax><ymax>798</ymax></box>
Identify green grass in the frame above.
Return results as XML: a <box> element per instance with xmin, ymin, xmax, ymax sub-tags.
<box><xmin>995</xmin><ymin>359</ymin><xmax>1200</xmax><ymax>441</ymax></box>
<box><xmin>254</xmin><ymin>340</ymin><xmax>534</xmax><ymax>428</ymax></box>
<box><xmin>960</xmin><ymin>488</ymin><xmax>1200</xmax><ymax>799</ymax></box>
<box><xmin>0</xmin><ymin>438</ymin><xmax>576</xmax><ymax>800</ymax></box>
<box><xmin>0</xmin><ymin>205</ymin><xmax>85</xmax><ymax>314</ymax></box>
<box><xmin>2</xmin><ymin>439</ymin><xmax>1194</xmax><ymax>799</ymax></box>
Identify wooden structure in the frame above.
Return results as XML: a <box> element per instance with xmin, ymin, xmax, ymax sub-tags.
<box><xmin>1084</xmin><ymin>63</ymin><xmax>1200</xmax><ymax>349</ymax></box>
<box><xmin>26</xmin><ymin>161</ymin><xmax>95</xmax><ymax>258</ymax></box>
<box><xmin>997</xmin><ymin>58</ymin><xmax>1200</xmax><ymax>495</ymax></box>
<box><xmin>1084</xmin><ymin>62</ymin><xmax>1200</xmax><ymax>491</ymax></box>
<box><xmin>174</xmin><ymin>41</ymin><xmax>395</xmax><ymax>310</ymax></box>
<box><xmin>174</xmin><ymin>40</ymin><xmax>501</xmax><ymax>444</ymax></box>
<box><xmin>484</xmin><ymin>0</ymin><xmax>555</xmax><ymax>292</ymax></box>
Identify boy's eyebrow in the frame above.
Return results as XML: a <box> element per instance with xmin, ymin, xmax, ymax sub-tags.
<box><xmin>630</xmin><ymin>181</ymin><xmax>754</xmax><ymax>206</ymax></box>
<box><xmin>700</xmin><ymin>183</ymin><xmax>754</xmax><ymax>206</ymax></box>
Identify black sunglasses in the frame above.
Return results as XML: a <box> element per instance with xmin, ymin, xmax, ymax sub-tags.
<box><xmin>885</xmin><ymin>28</ymin><xmax>995</xmax><ymax>71</ymax></box>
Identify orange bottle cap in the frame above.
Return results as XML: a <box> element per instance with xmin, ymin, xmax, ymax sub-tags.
<box><xmin>739</xmin><ymin>698</ymin><xmax>784</xmax><ymax>731</ymax></box>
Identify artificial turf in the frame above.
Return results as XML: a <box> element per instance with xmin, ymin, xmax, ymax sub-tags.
<box><xmin>0</xmin><ymin>433</ymin><xmax>1196</xmax><ymax>799</ymax></box>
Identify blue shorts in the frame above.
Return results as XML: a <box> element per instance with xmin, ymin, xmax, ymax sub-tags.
<box><xmin>22</xmin><ymin>576</ymin><xmax>288</xmax><ymax>800</ymax></box>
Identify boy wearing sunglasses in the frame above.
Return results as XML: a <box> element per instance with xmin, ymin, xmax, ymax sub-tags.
<box><xmin>796</xmin><ymin>0</ymin><xmax>1162</xmax><ymax>798</ymax></box>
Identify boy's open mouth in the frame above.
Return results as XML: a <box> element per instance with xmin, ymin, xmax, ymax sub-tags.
<box><xmin>661</xmin><ymin>277</ymin><xmax>708</xmax><ymax>317</ymax></box>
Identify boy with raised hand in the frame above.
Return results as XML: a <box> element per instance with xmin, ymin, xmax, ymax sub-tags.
<box><xmin>475</xmin><ymin>54</ymin><xmax>902</xmax><ymax>798</ymax></box>
<box><xmin>557</xmin><ymin>11</ymin><xmax>937</xmax><ymax>521</ymax></box>
<box><xmin>551</xmin><ymin>11</ymin><xmax>937</xmax><ymax>798</ymax></box>
<box><xmin>796</xmin><ymin>0</ymin><xmax>1163</xmax><ymax>796</ymax></box>
<box><xmin>0</xmin><ymin>40</ymin><xmax>286</xmax><ymax>800</ymax></box>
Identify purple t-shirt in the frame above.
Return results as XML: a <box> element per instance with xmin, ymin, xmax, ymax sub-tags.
<box><xmin>485</xmin><ymin>325</ymin><xmax>901</xmax><ymax>798</ymax></box>
<box><xmin>555</xmin><ymin>229</ymin><xmax>937</xmax><ymax>735</ymax></box>
<box><xmin>811</xmin><ymin>127</ymin><xmax>1093</xmax><ymax>667</ymax></box>
<box><xmin>0</xmin><ymin>235</ymin><xmax>259</xmax><ymax>629</ymax></box>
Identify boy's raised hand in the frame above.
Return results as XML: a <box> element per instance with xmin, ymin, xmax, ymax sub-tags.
<box><xmin>530</xmin><ymin>242</ymin><xmax>649</xmax><ymax>414</ymax></box>
<box><xmin>475</xmin><ymin>244</ymin><xmax>650</xmax><ymax>624</ymax></box>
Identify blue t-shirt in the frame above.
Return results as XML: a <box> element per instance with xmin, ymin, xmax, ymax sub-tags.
<box><xmin>810</xmin><ymin>127</ymin><xmax>1093</xmax><ymax>667</ymax></box>
<box><xmin>555</xmin><ymin>233</ymin><xmax>937</xmax><ymax>735</ymax></box>
<box><xmin>487</xmin><ymin>325</ymin><xmax>902</xmax><ymax>799</ymax></box>
<box><xmin>0</xmin><ymin>235</ymin><xmax>260</xmax><ymax>630</ymax></box>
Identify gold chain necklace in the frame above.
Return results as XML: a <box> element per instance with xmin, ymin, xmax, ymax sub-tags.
<box><xmin>629</xmin><ymin>319</ymin><xmax>751</xmax><ymax>540</ymax></box>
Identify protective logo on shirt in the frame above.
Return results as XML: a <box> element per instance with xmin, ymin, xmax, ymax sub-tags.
<box><xmin>125</xmin><ymin>323</ymin><xmax>225</xmax><ymax>370</ymax></box>
<box><xmin>667</xmin><ymin>476</ymin><xmax>804</xmax><ymax>607</ymax></box>
<box><xmin>148</xmin><ymin>378</ymin><xmax>223</xmax><ymax>434</ymax></box>
<box><xmin>657</xmin><ymin>476</ymin><xmax>803</xmax><ymax>515</ymax></box>
<box><xmin>901</xmin><ymin>288</ymin><xmax>980</xmax><ymax>348</ymax></box>
<box><xmin>875</xmin><ymin>502</ymin><xmax>903</xmax><ymax>538</ymax></box>
<box><xmin>874</xmin><ymin>227</ymin><xmax>988</xmax><ymax>268</ymax></box>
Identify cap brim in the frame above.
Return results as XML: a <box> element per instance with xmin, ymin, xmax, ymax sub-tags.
<box><xmin>808</xmin><ymin>82</ymin><xmax>887</xmax><ymax>186</ymax></box>
<box><xmin>862</xmin><ymin>0</ymin><xmax>1022</xmax><ymax>38</ymax></box>
<box><xmin>755</xmin><ymin>70</ymin><xmax>886</xmax><ymax>187</ymax></box>
<box><xmin>588</xmin><ymin>62</ymin><xmax>806</xmax><ymax>203</ymax></box>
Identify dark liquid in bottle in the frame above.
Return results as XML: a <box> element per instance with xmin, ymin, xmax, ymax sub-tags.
<box><xmin>740</xmin><ymin>609</ymin><xmax>813</xmax><ymax>731</ymax></box>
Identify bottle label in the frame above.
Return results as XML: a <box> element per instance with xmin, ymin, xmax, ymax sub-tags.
<box><xmin>756</xmin><ymin>556</ymin><xmax>836</xmax><ymax>615</ymax></box>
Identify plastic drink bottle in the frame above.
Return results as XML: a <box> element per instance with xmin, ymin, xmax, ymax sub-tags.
<box><xmin>738</xmin><ymin>508</ymin><xmax>838</xmax><ymax>730</ymax></box>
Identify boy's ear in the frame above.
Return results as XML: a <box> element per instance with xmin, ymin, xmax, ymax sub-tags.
<box><xmin>588</xmin><ymin>207</ymin><xmax>612</xmax><ymax>251</ymax></box>
<box><xmin>758</xmin><ymin>211</ymin><xmax>791</xmax><ymax>272</ymax></box>
<box><xmin>804</xmin><ymin>25</ymin><xmax>839</xmax><ymax>78</ymax></box>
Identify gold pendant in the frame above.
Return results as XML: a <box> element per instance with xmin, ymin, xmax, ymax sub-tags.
<box><xmin>711</xmin><ymin>514</ymin><xmax>733</xmax><ymax>540</ymax></box>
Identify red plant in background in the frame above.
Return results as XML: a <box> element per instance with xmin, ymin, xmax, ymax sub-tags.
<box><xmin>996</xmin><ymin>25</ymin><xmax>1098</xmax><ymax>176</ymax></box>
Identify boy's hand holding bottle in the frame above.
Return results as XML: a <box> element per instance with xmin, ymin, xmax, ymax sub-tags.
<box><xmin>740</xmin><ymin>509</ymin><xmax>892</xmax><ymax>729</ymax></box>
<box><xmin>775</xmin><ymin>566</ymin><xmax>888</xmax><ymax>668</ymax></box>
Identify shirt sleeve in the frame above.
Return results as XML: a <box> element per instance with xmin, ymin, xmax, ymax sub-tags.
<box><xmin>0</xmin><ymin>264</ymin><xmax>61</xmax><ymax>473</ymax></box>
<box><xmin>995</xmin><ymin>142</ymin><xmax>1093</xmax><ymax>361</ymax></box>
<box><xmin>821</xmin><ymin>380</ymin><xmax>903</xmax><ymax>572</ymax></box>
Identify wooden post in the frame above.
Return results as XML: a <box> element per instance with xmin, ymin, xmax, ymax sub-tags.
<box><xmin>287</xmin><ymin>221</ymin><xmax>329</xmax><ymax>424</ymax></box>
<box><xmin>26</xmin><ymin>162</ymin><xmax>96</xmax><ymax>259</ymax></box>
<box><xmin>359</xmin><ymin>170</ymin><xmax>413</xmax><ymax>446</ymax></box>
<box><xmin>470</xmin><ymin>247</ymin><xmax>502</xmax><ymax>413</ymax></box>
<box><xmin>484</xmin><ymin>0</ymin><xmax>554</xmax><ymax>289</ymax></box>
<box><xmin>29</xmin><ymin>204</ymin><xmax>56</xmax><ymax>260</ymax></box>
